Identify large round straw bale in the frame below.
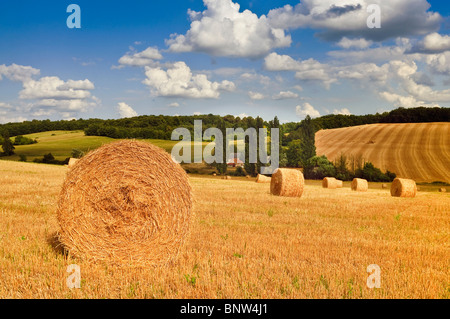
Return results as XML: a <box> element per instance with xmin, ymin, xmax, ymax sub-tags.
<box><xmin>336</xmin><ymin>180</ymin><xmax>343</xmax><ymax>188</ymax></box>
<box><xmin>256</xmin><ymin>174</ymin><xmax>271</xmax><ymax>183</ymax></box>
<box><xmin>270</xmin><ymin>168</ymin><xmax>304</xmax><ymax>197</ymax></box>
<box><xmin>68</xmin><ymin>158</ymin><xmax>79</xmax><ymax>168</ymax></box>
<box><xmin>351</xmin><ymin>178</ymin><xmax>368</xmax><ymax>192</ymax></box>
<box><xmin>439</xmin><ymin>188</ymin><xmax>447</xmax><ymax>193</ymax></box>
<box><xmin>381</xmin><ymin>183</ymin><xmax>388</xmax><ymax>189</ymax></box>
<box><xmin>390</xmin><ymin>178</ymin><xmax>417</xmax><ymax>198</ymax></box>
<box><xmin>57</xmin><ymin>140</ymin><xmax>192</xmax><ymax>267</ymax></box>
<box><xmin>222</xmin><ymin>176</ymin><xmax>231</xmax><ymax>180</ymax></box>
<box><xmin>322</xmin><ymin>177</ymin><xmax>338</xmax><ymax>189</ymax></box>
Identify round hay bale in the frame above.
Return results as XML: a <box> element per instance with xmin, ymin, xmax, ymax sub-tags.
<box><xmin>68</xmin><ymin>158</ymin><xmax>79</xmax><ymax>168</ymax></box>
<box><xmin>256</xmin><ymin>174</ymin><xmax>271</xmax><ymax>183</ymax></box>
<box><xmin>390</xmin><ymin>178</ymin><xmax>417</xmax><ymax>198</ymax></box>
<box><xmin>322</xmin><ymin>177</ymin><xmax>338</xmax><ymax>189</ymax></box>
<box><xmin>381</xmin><ymin>183</ymin><xmax>388</xmax><ymax>189</ymax></box>
<box><xmin>246</xmin><ymin>175</ymin><xmax>251</xmax><ymax>179</ymax></box>
<box><xmin>439</xmin><ymin>188</ymin><xmax>446</xmax><ymax>193</ymax></box>
<box><xmin>270</xmin><ymin>168</ymin><xmax>304</xmax><ymax>197</ymax></box>
<box><xmin>57</xmin><ymin>140</ymin><xmax>192</xmax><ymax>267</ymax></box>
<box><xmin>222</xmin><ymin>176</ymin><xmax>231</xmax><ymax>180</ymax></box>
<box><xmin>351</xmin><ymin>178</ymin><xmax>368</xmax><ymax>192</ymax></box>
<box><xmin>212</xmin><ymin>173</ymin><xmax>217</xmax><ymax>176</ymax></box>
<box><xmin>336</xmin><ymin>180</ymin><xmax>343</xmax><ymax>188</ymax></box>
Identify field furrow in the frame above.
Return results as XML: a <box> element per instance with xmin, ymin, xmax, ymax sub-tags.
<box><xmin>316</xmin><ymin>123</ymin><xmax>450</xmax><ymax>183</ymax></box>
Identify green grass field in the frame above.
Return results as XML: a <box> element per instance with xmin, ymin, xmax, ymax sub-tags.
<box><xmin>0</xmin><ymin>131</ymin><xmax>184</xmax><ymax>162</ymax></box>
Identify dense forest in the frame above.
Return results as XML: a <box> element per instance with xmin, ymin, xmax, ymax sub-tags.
<box><xmin>0</xmin><ymin>107</ymin><xmax>448</xmax><ymax>141</ymax></box>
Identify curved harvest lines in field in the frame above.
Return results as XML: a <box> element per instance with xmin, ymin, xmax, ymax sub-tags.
<box><xmin>315</xmin><ymin>123</ymin><xmax>450</xmax><ymax>183</ymax></box>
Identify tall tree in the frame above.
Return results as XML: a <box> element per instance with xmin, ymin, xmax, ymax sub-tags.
<box><xmin>255</xmin><ymin>116</ymin><xmax>264</xmax><ymax>175</ymax></box>
<box><xmin>299</xmin><ymin>115</ymin><xmax>316</xmax><ymax>167</ymax></box>
<box><xmin>215</xmin><ymin>118</ymin><xmax>227</xmax><ymax>175</ymax></box>
<box><xmin>1</xmin><ymin>130</ymin><xmax>15</xmax><ymax>156</ymax></box>
<box><xmin>244</xmin><ymin>117</ymin><xmax>257</xmax><ymax>176</ymax></box>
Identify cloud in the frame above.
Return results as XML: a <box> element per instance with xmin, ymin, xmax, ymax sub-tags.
<box><xmin>166</xmin><ymin>0</ymin><xmax>291</xmax><ymax>58</ymax></box>
<box><xmin>117</xmin><ymin>102</ymin><xmax>138</xmax><ymax>118</ymax></box>
<box><xmin>264</xmin><ymin>52</ymin><xmax>336</xmax><ymax>89</ymax></box>
<box><xmin>248</xmin><ymin>91</ymin><xmax>265</xmax><ymax>100</ymax></box>
<box><xmin>272</xmin><ymin>91</ymin><xmax>299</xmax><ymax>100</ymax></box>
<box><xmin>425</xmin><ymin>52</ymin><xmax>450</xmax><ymax>75</ymax></box>
<box><xmin>333</xmin><ymin>108</ymin><xmax>352</xmax><ymax>115</ymax></box>
<box><xmin>337</xmin><ymin>37</ymin><xmax>372</xmax><ymax>49</ymax></box>
<box><xmin>142</xmin><ymin>61</ymin><xmax>236</xmax><ymax>99</ymax></box>
<box><xmin>296</xmin><ymin>102</ymin><xmax>321</xmax><ymax>118</ymax></box>
<box><xmin>0</xmin><ymin>64</ymin><xmax>40</xmax><ymax>82</ymax></box>
<box><xmin>19</xmin><ymin>77</ymin><xmax>94</xmax><ymax>100</ymax></box>
<box><xmin>18</xmin><ymin>76</ymin><xmax>98</xmax><ymax>115</ymax></box>
<box><xmin>379</xmin><ymin>92</ymin><xmax>440</xmax><ymax>108</ymax></box>
<box><xmin>116</xmin><ymin>47</ymin><xmax>163</xmax><ymax>68</ymax></box>
<box><xmin>328</xmin><ymin>38</ymin><xmax>412</xmax><ymax>63</ymax></box>
<box><xmin>267</xmin><ymin>0</ymin><xmax>442</xmax><ymax>41</ymax></box>
<box><xmin>168</xmin><ymin>102</ymin><xmax>180</xmax><ymax>107</ymax></box>
<box><xmin>412</xmin><ymin>32</ymin><xmax>450</xmax><ymax>54</ymax></box>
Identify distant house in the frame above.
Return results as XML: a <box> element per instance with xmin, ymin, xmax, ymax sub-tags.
<box><xmin>227</xmin><ymin>153</ymin><xmax>244</xmax><ymax>167</ymax></box>
<box><xmin>227</xmin><ymin>157</ymin><xmax>244</xmax><ymax>167</ymax></box>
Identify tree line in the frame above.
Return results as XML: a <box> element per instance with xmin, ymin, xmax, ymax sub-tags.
<box><xmin>0</xmin><ymin>107</ymin><xmax>448</xmax><ymax>141</ymax></box>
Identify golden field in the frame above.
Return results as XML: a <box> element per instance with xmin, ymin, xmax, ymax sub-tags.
<box><xmin>0</xmin><ymin>160</ymin><xmax>448</xmax><ymax>299</ymax></box>
<box><xmin>316</xmin><ymin>122</ymin><xmax>450</xmax><ymax>183</ymax></box>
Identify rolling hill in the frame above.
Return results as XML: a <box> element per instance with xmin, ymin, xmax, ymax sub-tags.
<box><xmin>315</xmin><ymin>122</ymin><xmax>450</xmax><ymax>183</ymax></box>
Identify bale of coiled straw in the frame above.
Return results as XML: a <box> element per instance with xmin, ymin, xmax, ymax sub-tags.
<box><xmin>322</xmin><ymin>177</ymin><xmax>338</xmax><ymax>189</ymax></box>
<box><xmin>336</xmin><ymin>180</ymin><xmax>343</xmax><ymax>188</ymax></box>
<box><xmin>256</xmin><ymin>174</ymin><xmax>271</xmax><ymax>183</ymax></box>
<box><xmin>57</xmin><ymin>140</ymin><xmax>192</xmax><ymax>267</ymax></box>
<box><xmin>382</xmin><ymin>183</ymin><xmax>388</xmax><ymax>189</ymax></box>
<box><xmin>439</xmin><ymin>188</ymin><xmax>447</xmax><ymax>193</ymax></box>
<box><xmin>270</xmin><ymin>168</ymin><xmax>304</xmax><ymax>197</ymax></box>
<box><xmin>222</xmin><ymin>176</ymin><xmax>231</xmax><ymax>180</ymax></box>
<box><xmin>68</xmin><ymin>158</ymin><xmax>79</xmax><ymax>168</ymax></box>
<box><xmin>351</xmin><ymin>178</ymin><xmax>368</xmax><ymax>192</ymax></box>
<box><xmin>390</xmin><ymin>178</ymin><xmax>417</xmax><ymax>197</ymax></box>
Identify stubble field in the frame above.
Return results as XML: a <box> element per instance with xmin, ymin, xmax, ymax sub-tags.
<box><xmin>0</xmin><ymin>160</ymin><xmax>448</xmax><ymax>299</ymax></box>
<box><xmin>316</xmin><ymin>122</ymin><xmax>450</xmax><ymax>183</ymax></box>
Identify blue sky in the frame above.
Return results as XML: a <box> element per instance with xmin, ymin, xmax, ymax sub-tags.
<box><xmin>0</xmin><ymin>0</ymin><xmax>449</xmax><ymax>124</ymax></box>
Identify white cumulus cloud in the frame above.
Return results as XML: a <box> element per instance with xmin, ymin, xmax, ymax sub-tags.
<box><xmin>142</xmin><ymin>61</ymin><xmax>235</xmax><ymax>99</ymax></box>
<box><xmin>166</xmin><ymin>0</ymin><xmax>291</xmax><ymax>58</ymax></box>
<box><xmin>272</xmin><ymin>91</ymin><xmax>299</xmax><ymax>100</ymax></box>
<box><xmin>117</xmin><ymin>47</ymin><xmax>163</xmax><ymax>67</ymax></box>
<box><xmin>118</xmin><ymin>102</ymin><xmax>138</xmax><ymax>118</ymax></box>
<box><xmin>248</xmin><ymin>91</ymin><xmax>265</xmax><ymax>100</ymax></box>
<box><xmin>296</xmin><ymin>102</ymin><xmax>321</xmax><ymax>118</ymax></box>
<box><xmin>267</xmin><ymin>0</ymin><xmax>442</xmax><ymax>42</ymax></box>
<box><xmin>414</xmin><ymin>32</ymin><xmax>450</xmax><ymax>54</ymax></box>
<box><xmin>0</xmin><ymin>64</ymin><xmax>40</xmax><ymax>82</ymax></box>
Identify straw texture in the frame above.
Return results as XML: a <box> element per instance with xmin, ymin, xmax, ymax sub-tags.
<box><xmin>322</xmin><ymin>177</ymin><xmax>338</xmax><ymax>189</ymax></box>
<box><xmin>68</xmin><ymin>158</ymin><xmax>79</xmax><ymax>168</ymax></box>
<box><xmin>57</xmin><ymin>140</ymin><xmax>193</xmax><ymax>267</ymax></box>
<box><xmin>256</xmin><ymin>174</ymin><xmax>271</xmax><ymax>183</ymax></box>
<box><xmin>390</xmin><ymin>178</ymin><xmax>417</xmax><ymax>197</ymax></box>
<box><xmin>270</xmin><ymin>168</ymin><xmax>304</xmax><ymax>197</ymax></box>
<box><xmin>351</xmin><ymin>178</ymin><xmax>368</xmax><ymax>192</ymax></box>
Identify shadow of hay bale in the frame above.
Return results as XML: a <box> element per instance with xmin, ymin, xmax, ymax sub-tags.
<box><xmin>46</xmin><ymin>231</ymin><xmax>69</xmax><ymax>257</ymax></box>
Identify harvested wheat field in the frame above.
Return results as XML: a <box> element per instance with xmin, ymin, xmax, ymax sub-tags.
<box><xmin>0</xmin><ymin>160</ymin><xmax>449</xmax><ymax>299</ymax></box>
<box><xmin>316</xmin><ymin>123</ymin><xmax>450</xmax><ymax>183</ymax></box>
